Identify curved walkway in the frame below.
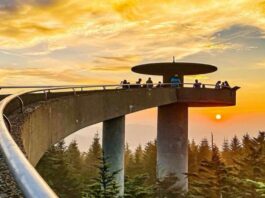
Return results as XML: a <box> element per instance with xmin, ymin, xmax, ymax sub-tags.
<box><xmin>0</xmin><ymin>84</ymin><xmax>237</xmax><ymax>197</ymax></box>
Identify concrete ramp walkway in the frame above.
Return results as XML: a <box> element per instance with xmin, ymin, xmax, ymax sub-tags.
<box><xmin>0</xmin><ymin>85</ymin><xmax>236</xmax><ymax>197</ymax></box>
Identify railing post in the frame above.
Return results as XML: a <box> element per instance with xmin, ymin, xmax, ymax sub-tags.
<box><xmin>44</xmin><ymin>90</ymin><xmax>48</xmax><ymax>101</ymax></box>
<box><xmin>73</xmin><ymin>88</ymin><xmax>76</xmax><ymax>95</ymax></box>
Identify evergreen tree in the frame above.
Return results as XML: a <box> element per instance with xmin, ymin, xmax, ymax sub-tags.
<box><xmin>130</xmin><ymin>145</ymin><xmax>144</xmax><ymax>176</ymax></box>
<box><xmin>124</xmin><ymin>174</ymin><xmax>153</xmax><ymax>198</ymax></box>
<box><xmin>134</xmin><ymin>145</ymin><xmax>144</xmax><ymax>171</ymax></box>
<box><xmin>65</xmin><ymin>140</ymin><xmax>83</xmax><ymax>194</ymax></box>
<box><xmin>82</xmin><ymin>152</ymin><xmax>121</xmax><ymax>198</ymax></box>
<box><xmin>230</xmin><ymin>135</ymin><xmax>242</xmax><ymax>163</ymax></box>
<box><xmin>188</xmin><ymin>139</ymin><xmax>199</xmax><ymax>173</ymax></box>
<box><xmin>197</xmin><ymin>138</ymin><xmax>211</xmax><ymax>162</ymax></box>
<box><xmin>66</xmin><ymin>140</ymin><xmax>82</xmax><ymax>172</ymax></box>
<box><xmin>237</xmin><ymin>132</ymin><xmax>265</xmax><ymax>182</ymax></box>
<box><xmin>222</xmin><ymin>132</ymin><xmax>265</xmax><ymax>197</ymax></box>
<box><xmin>143</xmin><ymin>141</ymin><xmax>157</xmax><ymax>185</ymax></box>
<box><xmin>188</xmin><ymin>144</ymin><xmax>245</xmax><ymax>198</ymax></box>
<box><xmin>37</xmin><ymin>140</ymin><xmax>82</xmax><ymax>198</ymax></box>
<box><xmin>124</xmin><ymin>143</ymin><xmax>132</xmax><ymax>166</ymax></box>
<box><xmin>188</xmin><ymin>145</ymin><xmax>224</xmax><ymax>198</ymax></box>
<box><xmin>37</xmin><ymin>131</ymin><xmax>265</xmax><ymax>198</ymax></box>
<box><xmin>83</xmin><ymin>133</ymin><xmax>102</xmax><ymax>184</ymax></box>
<box><xmin>124</xmin><ymin>143</ymin><xmax>135</xmax><ymax>178</ymax></box>
<box><xmin>242</xmin><ymin>133</ymin><xmax>252</xmax><ymax>151</ymax></box>
<box><xmin>221</xmin><ymin>139</ymin><xmax>232</xmax><ymax>165</ymax></box>
<box><xmin>246</xmin><ymin>180</ymin><xmax>265</xmax><ymax>197</ymax></box>
<box><xmin>87</xmin><ymin>133</ymin><xmax>102</xmax><ymax>160</ymax></box>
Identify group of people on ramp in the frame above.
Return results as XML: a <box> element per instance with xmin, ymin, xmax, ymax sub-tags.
<box><xmin>120</xmin><ymin>75</ymin><xmax>233</xmax><ymax>90</ymax></box>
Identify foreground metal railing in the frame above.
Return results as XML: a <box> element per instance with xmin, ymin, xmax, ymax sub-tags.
<box><xmin>0</xmin><ymin>83</ymin><xmax>220</xmax><ymax>198</ymax></box>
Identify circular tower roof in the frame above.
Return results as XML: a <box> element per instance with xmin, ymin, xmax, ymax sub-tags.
<box><xmin>131</xmin><ymin>62</ymin><xmax>217</xmax><ymax>76</ymax></box>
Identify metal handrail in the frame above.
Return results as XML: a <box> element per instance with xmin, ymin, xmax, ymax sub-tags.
<box><xmin>0</xmin><ymin>82</ymin><xmax>217</xmax><ymax>90</ymax></box>
<box><xmin>0</xmin><ymin>82</ymin><xmax>220</xmax><ymax>198</ymax></box>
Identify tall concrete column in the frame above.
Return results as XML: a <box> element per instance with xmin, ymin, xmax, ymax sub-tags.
<box><xmin>157</xmin><ymin>103</ymin><xmax>188</xmax><ymax>190</ymax></box>
<box><xmin>103</xmin><ymin>116</ymin><xmax>125</xmax><ymax>195</ymax></box>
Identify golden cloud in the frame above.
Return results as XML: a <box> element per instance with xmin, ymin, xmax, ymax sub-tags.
<box><xmin>0</xmin><ymin>0</ymin><xmax>265</xmax><ymax>87</ymax></box>
<box><xmin>90</xmin><ymin>65</ymin><xmax>131</xmax><ymax>72</ymax></box>
<box><xmin>95</xmin><ymin>55</ymin><xmax>140</xmax><ymax>64</ymax></box>
<box><xmin>0</xmin><ymin>0</ymin><xmax>265</xmax><ymax>50</ymax></box>
<box><xmin>0</xmin><ymin>67</ymin><xmax>115</xmax><ymax>85</ymax></box>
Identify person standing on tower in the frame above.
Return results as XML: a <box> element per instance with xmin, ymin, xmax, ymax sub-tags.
<box><xmin>215</xmin><ymin>81</ymin><xmax>221</xmax><ymax>89</ymax></box>
<box><xmin>146</xmin><ymin>77</ymin><xmax>153</xmax><ymax>88</ymax></box>
<box><xmin>170</xmin><ymin>75</ymin><xmax>181</xmax><ymax>87</ymax></box>
<box><xmin>193</xmin><ymin>79</ymin><xmax>201</xmax><ymax>88</ymax></box>
<box><xmin>136</xmin><ymin>78</ymin><xmax>142</xmax><ymax>88</ymax></box>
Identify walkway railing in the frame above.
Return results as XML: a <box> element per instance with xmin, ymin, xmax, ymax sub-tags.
<box><xmin>0</xmin><ymin>83</ymin><xmax>219</xmax><ymax>198</ymax></box>
<box><xmin>0</xmin><ymin>83</ymin><xmax>217</xmax><ymax>90</ymax></box>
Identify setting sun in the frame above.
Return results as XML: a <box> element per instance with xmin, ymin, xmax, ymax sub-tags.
<box><xmin>215</xmin><ymin>114</ymin><xmax>222</xmax><ymax>120</ymax></box>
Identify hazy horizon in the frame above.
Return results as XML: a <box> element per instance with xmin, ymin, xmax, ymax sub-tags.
<box><xmin>65</xmin><ymin>108</ymin><xmax>263</xmax><ymax>152</ymax></box>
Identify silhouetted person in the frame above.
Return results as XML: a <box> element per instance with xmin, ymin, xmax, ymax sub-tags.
<box><xmin>146</xmin><ymin>77</ymin><xmax>153</xmax><ymax>88</ymax></box>
<box><xmin>170</xmin><ymin>75</ymin><xmax>181</xmax><ymax>87</ymax></box>
<box><xmin>122</xmin><ymin>80</ymin><xmax>129</xmax><ymax>89</ymax></box>
<box><xmin>136</xmin><ymin>78</ymin><xmax>142</xmax><ymax>88</ymax></box>
<box><xmin>193</xmin><ymin>79</ymin><xmax>201</xmax><ymax>88</ymax></box>
<box><xmin>202</xmin><ymin>84</ymin><xmax>206</xmax><ymax>88</ymax></box>
<box><xmin>221</xmin><ymin>82</ymin><xmax>225</xmax><ymax>89</ymax></box>
<box><xmin>215</xmin><ymin>81</ymin><xmax>221</xmax><ymax>89</ymax></box>
<box><xmin>223</xmin><ymin>81</ymin><xmax>231</xmax><ymax>89</ymax></box>
<box><xmin>156</xmin><ymin>81</ymin><xmax>162</xmax><ymax>88</ymax></box>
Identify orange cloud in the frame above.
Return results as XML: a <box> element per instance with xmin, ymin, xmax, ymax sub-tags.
<box><xmin>0</xmin><ymin>67</ymin><xmax>115</xmax><ymax>85</ymax></box>
<box><xmin>0</xmin><ymin>0</ymin><xmax>264</xmax><ymax>55</ymax></box>
<box><xmin>90</xmin><ymin>65</ymin><xmax>131</xmax><ymax>72</ymax></box>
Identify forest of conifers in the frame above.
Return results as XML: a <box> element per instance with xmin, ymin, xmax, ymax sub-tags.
<box><xmin>36</xmin><ymin>131</ymin><xmax>265</xmax><ymax>198</ymax></box>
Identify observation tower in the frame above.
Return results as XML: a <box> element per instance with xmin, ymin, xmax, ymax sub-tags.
<box><xmin>132</xmin><ymin>60</ymin><xmax>236</xmax><ymax>190</ymax></box>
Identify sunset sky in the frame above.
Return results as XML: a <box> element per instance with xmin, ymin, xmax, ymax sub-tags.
<box><xmin>0</xmin><ymin>0</ymin><xmax>265</xmax><ymax>150</ymax></box>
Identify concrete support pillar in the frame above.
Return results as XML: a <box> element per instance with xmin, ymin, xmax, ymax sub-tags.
<box><xmin>103</xmin><ymin>116</ymin><xmax>125</xmax><ymax>195</ymax></box>
<box><xmin>157</xmin><ymin>103</ymin><xmax>188</xmax><ymax>190</ymax></box>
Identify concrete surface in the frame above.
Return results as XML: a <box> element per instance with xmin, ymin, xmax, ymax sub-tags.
<box><xmin>157</xmin><ymin>103</ymin><xmax>188</xmax><ymax>190</ymax></box>
<box><xmin>2</xmin><ymin>87</ymin><xmax>237</xmax><ymax>196</ymax></box>
<box><xmin>103</xmin><ymin>116</ymin><xmax>125</xmax><ymax>195</ymax></box>
<box><xmin>6</xmin><ymin>87</ymin><xmax>236</xmax><ymax>166</ymax></box>
<box><xmin>15</xmin><ymin>88</ymin><xmax>177</xmax><ymax>166</ymax></box>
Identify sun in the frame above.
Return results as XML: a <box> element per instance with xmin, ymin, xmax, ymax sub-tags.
<box><xmin>215</xmin><ymin>114</ymin><xmax>222</xmax><ymax>120</ymax></box>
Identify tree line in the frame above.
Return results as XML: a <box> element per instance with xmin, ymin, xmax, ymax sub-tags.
<box><xmin>36</xmin><ymin>132</ymin><xmax>265</xmax><ymax>198</ymax></box>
